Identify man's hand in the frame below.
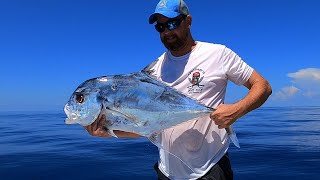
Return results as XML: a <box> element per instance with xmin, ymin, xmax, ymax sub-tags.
<box><xmin>84</xmin><ymin>114</ymin><xmax>112</xmax><ymax>137</ymax></box>
<box><xmin>210</xmin><ymin>104</ymin><xmax>242</xmax><ymax>129</ymax></box>
<box><xmin>210</xmin><ymin>70</ymin><xmax>272</xmax><ymax>129</ymax></box>
<box><xmin>83</xmin><ymin>114</ymin><xmax>141</xmax><ymax>138</ymax></box>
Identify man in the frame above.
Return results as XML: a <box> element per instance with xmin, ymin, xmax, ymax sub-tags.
<box><xmin>84</xmin><ymin>0</ymin><xmax>272</xmax><ymax>179</ymax></box>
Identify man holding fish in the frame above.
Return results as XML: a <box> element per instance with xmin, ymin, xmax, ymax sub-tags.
<box><xmin>83</xmin><ymin>0</ymin><xmax>272</xmax><ymax>179</ymax></box>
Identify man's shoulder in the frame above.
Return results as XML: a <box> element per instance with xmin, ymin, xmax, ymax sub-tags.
<box><xmin>196</xmin><ymin>41</ymin><xmax>227</xmax><ymax>55</ymax></box>
<box><xmin>198</xmin><ymin>41</ymin><xmax>225</xmax><ymax>48</ymax></box>
<box><xmin>197</xmin><ymin>41</ymin><xmax>226</xmax><ymax>51</ymax></box>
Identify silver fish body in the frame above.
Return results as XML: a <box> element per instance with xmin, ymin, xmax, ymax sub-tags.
<box><xmin>65</xmin><ymin>72</ymin><xmax>212</xmax><ymax>136</ymax></box>
<box><xmin>64</xmin><ymin>71</ymin><xmax>240</xmax><ymax>176</ymax></box>
<box><xmin>64</xmin><ymin>71</ymin><xmax>240</xmax><ymax>148</ymax></box>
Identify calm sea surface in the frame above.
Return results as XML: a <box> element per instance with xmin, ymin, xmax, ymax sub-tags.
<box><xmin>0</xmin><ymin>107</ymin><xmax>319</xmax><ymax>180</ymax></box>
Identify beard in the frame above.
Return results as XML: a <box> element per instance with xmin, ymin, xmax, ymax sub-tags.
<box><xmin>161</xmin><ymin>31</ymin><xmax>189</xmax><ymax>52</ymax></box>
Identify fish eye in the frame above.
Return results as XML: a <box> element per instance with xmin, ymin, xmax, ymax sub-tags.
<box><xmin>75</xmin><ymin>93</ymin><xmax>85</xmax><ymax>104</ymax></box>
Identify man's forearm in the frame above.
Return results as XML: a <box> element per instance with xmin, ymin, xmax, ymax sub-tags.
<box><xmin>237</xmin><ymin>71</ymin><xmax>272</xmax><ymax>117</ymax></box>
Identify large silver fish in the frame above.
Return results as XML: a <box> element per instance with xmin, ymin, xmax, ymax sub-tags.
<box><xmin>64</xmin><ymin>71</ymin><xmax>239</xmax><ymax>148</ymax></box>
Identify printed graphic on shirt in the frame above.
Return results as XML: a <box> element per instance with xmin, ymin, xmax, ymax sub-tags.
<box><xmin>188</xmin><ymin>69</ymin><xmax>205</xmax><ymax>94</ymax></box>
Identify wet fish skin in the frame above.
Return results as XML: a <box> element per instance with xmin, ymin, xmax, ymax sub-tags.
<box><xmin>64</xmin><ymin>72</ymin><xmax>213</xmax><ymax>137</ymax></box>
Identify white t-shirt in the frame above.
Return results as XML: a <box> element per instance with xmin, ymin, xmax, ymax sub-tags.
<box><xmin>146</xmin><ymin>41</ymin><xmax>253</xmax><ymax>179</ymax></box>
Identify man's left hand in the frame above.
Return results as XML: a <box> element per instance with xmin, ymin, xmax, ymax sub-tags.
<box><xmin>210</xmin><ymin>104</ymin><xmax>242</xmax><ymax>129</ymax></box>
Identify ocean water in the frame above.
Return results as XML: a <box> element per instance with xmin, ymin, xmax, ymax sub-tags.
<box><xmin>0</xmin><ymin>107</ymin><xmax>319</xmax><ymax>180</ymax></box>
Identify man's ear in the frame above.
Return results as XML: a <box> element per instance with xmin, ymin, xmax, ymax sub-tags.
<box><xmin>186</xmin><ymin>15</ymin><xmax>192</xmax><ymax>28</ymax></box>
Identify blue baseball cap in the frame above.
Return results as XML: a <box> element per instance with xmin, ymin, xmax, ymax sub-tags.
<box><xmin>149</xmin><ymin>0</ymin><xmax>189</xmax><ymax>24</ymax></box>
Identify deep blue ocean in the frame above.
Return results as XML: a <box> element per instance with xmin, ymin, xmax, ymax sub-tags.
<box><xmin>0</xmin><ymin>106</ymin><xmax>319</xmax><ymax>180</ymax></box>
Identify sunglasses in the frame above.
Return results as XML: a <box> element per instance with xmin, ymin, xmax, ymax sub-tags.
<box><xmin>155</xmin><ymin>16</ymin><xmax>186</xmax><ymax>33</ymax></box>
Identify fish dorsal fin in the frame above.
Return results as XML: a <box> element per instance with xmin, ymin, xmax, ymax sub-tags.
<box><xmin>141</xmin><ymin>59</ymin><xmax>159</xmax><ymax>77</ymax></box>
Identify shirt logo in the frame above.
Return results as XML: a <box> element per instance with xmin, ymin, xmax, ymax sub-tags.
<box><xmin>188</xmin><ymin>69</ymin><xmax>205</xmax><ymax>94</ymax></box>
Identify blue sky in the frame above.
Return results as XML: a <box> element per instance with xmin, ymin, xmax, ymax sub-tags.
<box><xmin>0</xmin><ymin>0</ymin><xmax>319</xmax><ymax>112</ymax></box>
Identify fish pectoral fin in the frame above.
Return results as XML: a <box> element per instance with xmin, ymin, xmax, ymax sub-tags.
<box><xmin>102</xmin><ymin>123</ymin><xmax>118</xmax><ymax>138</ymax></box>
<box><xmin>105</xmin><ymin>128</ymin><xmax>118</xmax><ymax>138</ymax></box>
<box><xmin>106</xmin><ymin>108</ymin><xmax>138</xmax><ymax>124</ymax></box>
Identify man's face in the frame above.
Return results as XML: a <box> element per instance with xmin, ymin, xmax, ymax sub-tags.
<box><xmin>155</xmin><ymin>14</ymin><xmax>189</xmax><ymax>52</ymax></box>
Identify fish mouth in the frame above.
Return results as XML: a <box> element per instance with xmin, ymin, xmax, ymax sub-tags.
<box><xmin>65</xmin><ymin>117</ymin><xmax>76</xmax><ymax>124</ymax></box>
<box><xmin>64</xmin><ymin>104</ymin><xmax>77</xmax><ymax>124</ymax></box>
<box><xmin>64</xmin><ymin>103</ymin><xmax>103</xmax><ymax>126</ymax></box>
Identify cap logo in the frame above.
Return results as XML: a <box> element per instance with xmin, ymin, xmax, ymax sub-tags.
<box><xmin>158</xmin><ymin>0</ymin><xmax>168</xmax><ymax>8</ymax></box>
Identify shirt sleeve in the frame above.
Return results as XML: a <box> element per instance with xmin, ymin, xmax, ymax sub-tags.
<box><xmin>222</xmin><ymin>47</ymin><xmax>254</xmax><ymax>85</ymax></box>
